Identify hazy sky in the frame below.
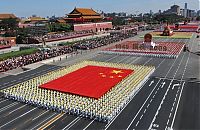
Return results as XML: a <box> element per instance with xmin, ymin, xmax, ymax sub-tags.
<box><xmin>0</xmin><ymin>0</ymin><xmax>199</xmax><ymax>17</ymax></box>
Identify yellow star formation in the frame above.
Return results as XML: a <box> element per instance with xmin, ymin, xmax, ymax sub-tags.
<box><xmin>111</xmin><ymin>70</ymin><xmax>124</xmax><ymax>74</ymax></box>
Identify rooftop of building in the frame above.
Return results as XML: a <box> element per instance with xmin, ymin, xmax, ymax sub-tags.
<box><xmin>68</xmin><ymin>8</ymin><xmax>100</xmax><ymax>16</ymax></box>
<box><xmin>0</xmin><ymin>14</ymin><xmax>17</xmax><ymax>19</ymax></box>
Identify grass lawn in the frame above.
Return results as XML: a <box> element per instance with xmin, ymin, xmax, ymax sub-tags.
<box><xmin>0</xmin><ymin>48</ymin><xmax>39</xmax><ymax>61</ymax></box>
<box><xmin>140</xmin><ymin>32</ymin><xmax>193</xmax><ymax>39</ymax></box>
<box><xmin>58</xmin><ymin>41</ymin><xmax>76</xmax><ymax>46</ymax></box>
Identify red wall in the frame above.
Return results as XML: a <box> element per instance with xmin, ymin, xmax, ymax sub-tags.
<box><xmin>74</xmin><ymin>22</ymin><xmax>113</xmax><ymax>32</ymax></box>
<box><xmin>0</xmin><ymin>37</ymin><xmax>16</xmax><ymax>49</ymax></box>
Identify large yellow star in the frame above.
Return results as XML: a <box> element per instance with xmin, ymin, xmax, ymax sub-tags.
<box><xmin>111</xmin><ymin>70</ymin><xmax>124</xmax><ymax>74</ymax></box>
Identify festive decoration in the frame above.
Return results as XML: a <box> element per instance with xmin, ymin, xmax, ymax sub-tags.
<box><xmin>0</xmin><ymin>61</ymin><xmax>155</xmax><ymax>123</ymax></box>
<box><xmin>40</xmin><ymin>65</ymin><xmax>133</xmax><ymax>99</ymax></box>
<box><xmin>102</xmin><ymin>41</ymin><xmax>185</xmax><ymax>59</ymax></box>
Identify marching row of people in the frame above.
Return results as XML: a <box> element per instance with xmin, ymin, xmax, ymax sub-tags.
<box><xmin>1</xmin><ymin>61</ymin><xmax>154</xmax><ymax>122</ymax></box>
<box><xmin>101</xmin><ymin>51</ymin><xmax>178</xmax><ymax>59</ymax></box>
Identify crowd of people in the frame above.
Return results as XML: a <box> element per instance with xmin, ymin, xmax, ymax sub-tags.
<box><xmin>34</xmin><ymin>30</ymin><xmax>94</xmax><ymax>43</ymax></box>
<box><xmin>0</xmin><ymin>47</ymin><xmax>75</xmax><ymax>72</ymax></box>
<box><xmin>1</xmin><ymin>61</ymin><xmax>154</xmax><ymax>122</ymax></box>
<box><xmin>0</xmin><ymin>31</ymin><xmax>137</xmax><ymax>72</ymax></box>
<box><xmin>73</xmin><ymin>30</ymin><xmax>137</xmax><ymax>50</ymax></box>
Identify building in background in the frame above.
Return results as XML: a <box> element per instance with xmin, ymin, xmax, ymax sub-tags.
<box><xmin>163</xmin><ymin>5</ymin><xmax>180</xmax><ymax>15</ymax></box>
<box><xmin>0</xmin><ymin>37</ymin><xmax>16</xmax><ymax>50</ymax></box>
<box><xmin>184</xmin><ymin>3</ymin><xmax>188</xmax><ymax>18</ymax></box>
<box><xmin>64</xmin><ymin>8</ymin><xmax>112</xmax><ymax>32</ymax></box>
<box><xmin>150</xmin><ymin>10</ymin><xmax>153</xmax><ymax>15</ymax></box>
<box><xmin>158</xmin><ymin>10</ymin><xmax>162</xmax><ymax>14</ymax></box>
<box><xmin>0</xmin><ymin>14</ymin><xmax>18</xmax><ymax>20</ymax></box>
<box><xmin>19</xmin><ymin>16</ymin><xmax>49</xmax><ymax>36</ymax></box>
<box><xmin>197</xmin><ymin>10</ymin><xmax>200</xmax><ymax>16</ymax></box>
<box><xmin>187</xmin><ymin>9</ymin><xmax>196</xmax><ymax>18</ymax></box>
<box><xmin>180</xmin><ymin>9</ymin><xmax>184</xmax><ymax>16</ymax></box>
<box><xmin>65</xmin><ymin>8</ymin><xmax>103</xmax><ymax>23</ymax></box>
<box><xmin>73</xmin><ymin>22</ymin><xmax>112</xmax><ymax>32</ymax></box>
<box><xmin>0</xmin><ymin>13</ymin><xmax>19</xmax><ymax>33</ymax></box>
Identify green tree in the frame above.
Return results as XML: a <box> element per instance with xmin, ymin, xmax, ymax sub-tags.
<box><xmin>153</xmin><ymin>14</ymin><xmax>184</xmax><ymax>24</ymax></box>
<box><xmin>0</xmin><ymin>18</ymin><xmax>18</xmax><ymax>31</ymax></box>
<box><xmin>112</xmin><ymin>17</ymin><xmax>126</xmax><ymax>26</ymax></box>
<box><xmin>47</xmin><ymin>23</ymin><xmax>72</xmax><ymax>32</ymax></box>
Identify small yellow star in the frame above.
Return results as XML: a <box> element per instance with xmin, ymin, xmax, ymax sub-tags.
<box><xmin>110</xmin><ymin>76</ymin><xmax>114</xmax><ymax>78</ymax></box>
<box><xmin>118</xmin><ymin>75</ymin><xmax>122</xmax><ymax>78</ymax></box>
<box><xmin>101</xmin><ymin>75</ymin><xmax>106</xmax><ymax>77</ymax></box>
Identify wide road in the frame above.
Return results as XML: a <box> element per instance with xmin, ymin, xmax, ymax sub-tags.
<box><xmin>0</xmin><ymin>31</ymin><xmax>199</xmax><ymax>130</ymax></box>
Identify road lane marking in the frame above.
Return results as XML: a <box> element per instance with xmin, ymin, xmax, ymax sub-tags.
<box><xmin>167</xmin><ymin>35</ymin><xmax>196</xmax><ymax>130</ymax></box>
<box><xmin>0</xmin><ymin>65</ymin><xmax>60</xmax><ymax>88</ymax></box>
<box><xmin>135</xmin><ymin>121</ymin><xmax>140</xmax><ymax>127</ymax></box>
<box><xmin>169</xmin><ymin>113</ymin><xmax>172</xmax><ymax>118</ymax></box>
<box><xmin>0</xmin><ymin>107</ymin><xmax>37</xmax><ymax>129</ymax></box>
<box><xmin>32</xmin><ymin>110</ymin><xmax>49</xmax><ymax>121</ymax></box>
<box><xmin>140</xmin><ymin>115</ymin><xmax>143</xmax><ymax>120</ymax></box>
<box><xmin>83</xmin><ymin>120</ymin><xmax>95</xmax><ymax>130</ymax></box>
<box><xmin>38</xmin><ymin>113</ymin><xmax>64</xmax><ymax>130</ymax></box>
<box><xmin>48</xmin><ymin>125</ymin><xmax>55</xmax><ymax>130</ymax></box>
<box><xmin>104</xmin><ymin>78</ymin><xmax>151</xmax><ymax>130</ymax></box>
<box><xmin>3</xmin><ymin>82</ymin><xmax>10</xmax><ymax>85</ymax></box>
<box><xmin>125</xmin><ymin>79</ymin><xmax>162</xmax><ymax>130</ymax></box>
<box><xmin>172</xmin><ymin>84</ymin><xmax>180</xmax><ymax>90</ymax></box>
<box><xmin>30</xmin><ymin>113</ymin><xmax>57</xmax><ymax>130</ymax></box>
<box><xmin>169</xmin><ymin>82</ymin><xmax>185</xmax><ymax>129</ymax></box>
<box><xmin>161</xmin><ymin>82</ymin><xmax>166</xmax><ymax>88</ymax></box>
<box><xmin>6</xmin><ymin>104</ymin><xmax>27</xmax><ymax>116</ymax></box>
<box><xmin>147</xmin><ymin>104</ymin><xmax>150</xmax><ymax>108</ymax></box>
<box><xmin>148</xmin><ymin>44</ymin><xmax>187</xmax><ymax>130</ymax></box>
<box><xmin>0</xmin><ymin>99</ymin><xmax>9</xmax><ymax>104</ymax></box>
<box><xmin>144</xmin><ymin>58</ymin><xmax>153</xmax><ymax>66</ymax></box>
<box><xmin>126</xmin><ymin>37</ymin><xmax>184</xmax><ymax>130</ymax></box>
<box><xmin>148</xmin><ymin>81</ymin><xmax>178</xmax><ymax>130</ymax></box>
<box><xmin>64</xmin><ymin>117</ymin><xmax>82</xmax><ymax>130</ymax></box>
<box><xmin>149</xmin><ymin>80</ymin><xmax>154</xmax><ymax>87</ymax></box>
<box><xmin>156</xmin><ymin>59</ymin><xmax>165</xmax><ymax>69</ymax></box>
<box><xmin>165</xmin><ymin>35</ymin><xmax>194</xmax><ymax>129</ymax></box>
<box><xmin>144</xmin><ymin>109</ymin><xmax>147</xmax><ymax>114</ymax></box>
<box><xmin>61</xmin><ymin>117</ymin><xmax>80</xmax><ymax>130</ymax></box>
<box><xmin>104</xmin><ymin>55</ymin><xmax>119</xmax><ymax>62</ymax></box>
<box><xmin>0</xmin><ymin>102</ymin><xmax>18</xmax><ymax>113</ymax></box>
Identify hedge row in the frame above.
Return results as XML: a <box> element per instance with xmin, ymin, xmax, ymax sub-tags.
<box><xmin>0</xmin><ymin>48</ymin><xmax>39</xmax><ymax>61</ymax></box>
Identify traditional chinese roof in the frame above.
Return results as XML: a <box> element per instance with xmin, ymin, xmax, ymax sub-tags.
<box><xmin>0</xmin><ymin>14</ymin><xmax>17</xmax><ymax>19</ymax></box>
<box><xmin>68</xmin><ymin>8</ymin><xmax>101</xmax><ymax>16</ymax></box>
<box><xmin>29</xmin><ymin>17</ymin><xmax>48</xmax><ymax>21</ymax></box>
<box><xmin>56</xmin><ymin>19</ymin><xmax>66</xmax><ymax>23</ymax></box>
<box><xmin>82</xmin><ymin>16</ymin><xmax>102</xmax><ymax>19</ymax></box>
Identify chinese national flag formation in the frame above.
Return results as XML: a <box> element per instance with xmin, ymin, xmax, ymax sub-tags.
<box><xmin>40</xmin><ymin>65</ymin><xmax>133</xmax><ymax>99</ymax></box>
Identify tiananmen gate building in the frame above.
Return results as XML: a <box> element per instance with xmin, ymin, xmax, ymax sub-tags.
<box><xmin>65</xmin><ymin>8</ymin><xmax>113</xmax><ymax>32</ymax></box>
